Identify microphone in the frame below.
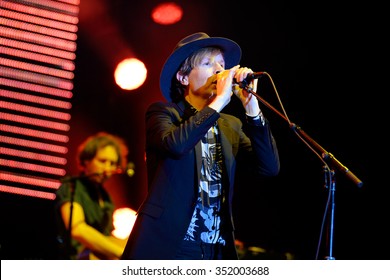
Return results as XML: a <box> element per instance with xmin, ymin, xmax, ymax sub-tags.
<box><xmin>111</xmin><ymin>162</ymin><xmax>135</xmax><ymax>177</ymax></box>
<box><xmin>124</xmin><ymin>162</ymin><xmax>135</xmax><ymax>177</ymax></box>
<box><xmin>233</xmin><ymin>72</ymin><xmax>265</xmax><ymax>87</ymax></box>
<box><xmin>61</xmin><ymin>162</ymin><xmax>135</xmax><ymax>183</ymax></box>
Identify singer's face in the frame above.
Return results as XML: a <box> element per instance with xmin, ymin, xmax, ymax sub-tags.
<box><xmin>187</xmin><ymin>51</ymin><xmax>225</xmax><ymax>98</ymax></box>
<box><xmin>84</xmin><ymin>145</ymin><xmax>119</xmax><ymax>183</ymax></box>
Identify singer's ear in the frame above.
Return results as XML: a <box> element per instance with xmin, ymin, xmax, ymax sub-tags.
<box><xmin>176</xmin><ymin>72</ymin><xmax>188</xmax><ymax>86</ymax></box>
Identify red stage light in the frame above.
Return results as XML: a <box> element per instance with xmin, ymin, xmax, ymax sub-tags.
<box><xmin>151</xmin><ymin>2</ymin><xmax>183</xmax><ymax>25</ymax></box>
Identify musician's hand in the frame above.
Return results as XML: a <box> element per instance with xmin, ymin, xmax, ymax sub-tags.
<box><xmin>232</xmin><ymin>67</ymin><xmax>260</xmax><ymax>116</ymax></box>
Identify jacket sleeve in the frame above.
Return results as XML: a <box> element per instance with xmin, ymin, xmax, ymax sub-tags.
<box><xmin>145</xmin><ymin>101</ymin><xmax>219</xmax><ymax>158</ymax></box>
<box><xmin>244</xmin><ymin>116</ymin><xmax>280</xmax><ymax>177</ymax></box>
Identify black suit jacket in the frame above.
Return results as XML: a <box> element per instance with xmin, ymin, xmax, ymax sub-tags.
<box><xmin>122</xmin><ymin>100</ymin><xmax>279</xmax><ymax>259</ymax></box>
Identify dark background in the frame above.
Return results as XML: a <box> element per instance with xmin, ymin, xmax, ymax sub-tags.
<box><xmin>1</xmin><ymin>0</ymin><xmax>388</xmax><ymax>260</ymax></box>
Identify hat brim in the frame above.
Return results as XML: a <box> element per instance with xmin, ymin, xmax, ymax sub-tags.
<box><xmin>160</xmin><ymin>36</ymin><xmax>242</xmax><ymax>102</ymax></box>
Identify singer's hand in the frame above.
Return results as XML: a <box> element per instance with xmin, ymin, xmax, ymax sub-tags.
<box><xmin>232</xmin><ymin>67</ymin><xmax>260</xmax><ymax>116</ymax></box>
<box><xmin>208</xmin><ymin>65</ymin><xmax>240</xmax><ymax>112</ymax></box>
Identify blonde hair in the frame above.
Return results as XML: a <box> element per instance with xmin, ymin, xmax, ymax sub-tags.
<box><xmin>171</xmin><ymin>47</ymin><xmax>222</xmax><ymax>102</ymax></box>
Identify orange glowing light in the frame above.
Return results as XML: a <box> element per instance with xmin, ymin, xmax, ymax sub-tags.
<box><xmin>114</xmin><ymin>58</ymin><xmax>147</xmax><ymax>90</ymax></box>
<box><xmin>112</xmin><ymin>207</ymin><xmax>137</xmax><ymax>239</ymax></box>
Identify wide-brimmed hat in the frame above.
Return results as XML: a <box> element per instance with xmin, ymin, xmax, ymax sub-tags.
<box><xmin>160</xmin><ymin>32</ymin><xmax>242</xmax><ymax>102</ymax></box>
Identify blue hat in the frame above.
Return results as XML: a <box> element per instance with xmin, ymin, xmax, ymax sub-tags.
<box><xmin>159</xmin><ymin>32</ymin><xmax>242</xmax><ymax>102</ymax></box>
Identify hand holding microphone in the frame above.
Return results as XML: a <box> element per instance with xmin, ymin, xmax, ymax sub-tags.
<box><xmin>209</xmin><ymin>67</ymin><xmax>264</xmax><ymax>113</ymax></box>
<box><xmin>231</xmin><ymin>68</ymin><xmax>264</xmax><ymax>116</ymax></box>
<box><xmin>233</xmin><ymin>71</ymin><xmax>265</xmax><ymax>88</ymax></box>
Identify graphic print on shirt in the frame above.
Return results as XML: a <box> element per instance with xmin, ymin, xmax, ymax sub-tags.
<box><xmin>184</xmin><ymin>125</ymin><xmax>225</xmax><ymax>245</ymax></box>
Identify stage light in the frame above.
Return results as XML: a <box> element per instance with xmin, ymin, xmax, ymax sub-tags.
<box><xmin>0</xmin><ymin>0</ymin><xmax>78</xmax><ymax>199</ymax></box>
<box><xmin>114</xmin><ymin>58</ymin><xmax>147</xmax><ymax>90</ymax></box>
<box><xmin>112</xmin><ymin>207</ymin><xmax>137</xmax><ymax>239</ymax></box>
<box><xmin>151</xmin><ymin>2</ymin><xmax>183</xmax><ymax>25</ymax></box>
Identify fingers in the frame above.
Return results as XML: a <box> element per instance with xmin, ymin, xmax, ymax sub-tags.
<box><xmin>215</xmin><ymin>65</ymin><xmax>254</xmax><ymax>93</ymax></box>
<box><xmin>233</xmin><ymin>67</ymin><xmax>253</xmax><ymax>83</ymax></box>
<box><xmin>215</xmin><ymin>65</ymin><xmax>240</xmax><ymax>80</ymax></box>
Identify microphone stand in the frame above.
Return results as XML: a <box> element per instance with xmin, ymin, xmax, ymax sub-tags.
<box><xmin>239</xmin><ymin>79</ymin><xmax>363</xmax><ymax>260</ymax></box>
<box><xmin>59</xmin><ymin>172</ymin><xmax>106</xmax><ymax>259</ymax></box>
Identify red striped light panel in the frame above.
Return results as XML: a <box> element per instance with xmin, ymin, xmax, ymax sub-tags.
<box><xmin>0</xmin><ymin>0</ymin><xmax>79</xmax><ymax>199</ymax></box>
